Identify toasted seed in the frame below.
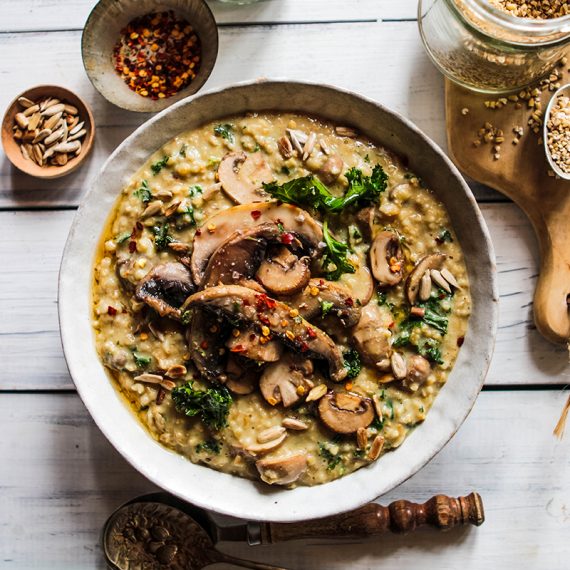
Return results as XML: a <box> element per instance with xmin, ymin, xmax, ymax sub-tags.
<box><xmin>356</xmin><ymin>427</ymin><xmax>368</xmax><ymax>450</ymax></box>
<box><xmin>335</xmin><ymin>126</ymin><xmax>358</xmax><ymax>138</ymax></box>
<box><xmin>20</xmin><ymin>144</ymin><xmax>31</xmax><ymax>160</ymax></box>
<box><xmin>165</xmin><ymin>200</ymin><xmax>181</xmax><ymax>217</ymax></box>
<box><xmin>44</xmin><ymin>112</ymin><xmax>62</xmax><ymax>131</ymax></box>
<box><xmin>440</xmin><ymin>268</ymin><xmax>460</xmax><ymax>289</ymax></box>
<box><xmin>302</xmin><ymin>132</ymin><xmax>317</xmax><ymax>161</ymax></box>
<box><xmin>141</xmin><ymin>200</ymin><xmax>163</xmax><ymax>219</ymax></box>
<box><xmin>27</xmin><ymin>112</ymin><xmax>41</xmax><ymax>131</ymax></box>
<box><xmin>18</xmin><ymin>96</ymin><xmax>35</xmax><ymax>109</ymax></box>
<box><xmin>277</xmin><ymin>135</ymin><xmax>294</xmax><ymax>159</ymax></box>
<box><xmin>69</xmin><ymin>121</ymin><xmax>84</xmax><ymax>136</ymax></box>
<box><xmin>67</xmin><ymin>128</ymin><xmax>86</xmax><ymax>142</ymax></box>
<box><xmin>67</xmin><ymin>115</ymin><xmax>79</xmax><ymax>129</ymax></box>
<box><xmin>134</xmin><ymin>373</ymin><xmax>163</xmax><ymax>384</ymax></box>
<box><xmin>74</xmin><ymin>141</ymin><xmax>82</xmax><ymax>156</ymax></box>
<box><xmin>40</xmin><ymin>98</ymin><xmax>59</xmax><ymax>111</ymax></box>
<box><xmin>372</xmin><ymin>394</ymin><xmax>383</xmax><ymax>420</ymax></box>
<box><xmin>32</xmin><ymin>129</ymin><xmax>51</xmax><ymax>143</ymax></box>
<box><xmin>155</xmin><ymin>189</ymin><xmax>173</xmax><ymax>201</ymax></box>
<box><xmin>419</xmin><ymin>271</ymin><xmax>432</xmax><ymax>302</ymax></box>
<box><xmin>368</xmin><ymin>435</ymin><xmax>385</xmax><ymax>461</ymax></box>
<box><xmin>165</xmin><ymin>364</ymin><xmax>187</xmax><ymax>378</ymax></box>
<box><xmin>390</xmin><ymin>352</ymin><xmax>407</xmax><ymax>380</ymax></box>
<box><xmin>13</xmin><ymin>128</ymin><xmax>23</xmax><ymax>140</ymax></box>
<box><xmin>42</xmin><ymin>103</ymin><xmax>65</xmax><ymax>117</ymax></box>
<box><xmin>52</xmin><ymin>140</ymin><xmax>80</xmax><ymax>154</ymax></box>
<box><xmin>410</xmin><ymin>306</ymin><xmax>426</xmax><ymax>318</ymax></box>
<box><xmin>43</xmin><ymin>147</ymin><xmax>56</xmax><ymax>160</ymax></box>
<box><xmin>247</xmin><ymin>433</ymin><xmax>287</xmax><ymax>454</ymax></box>
<box><xmin>319</xmin><ymin>137</ymin><xmax>331</xmax><ymax>155</ymax></box>
<box><xmin>44</xmin><ymin>127</ymin><xmax>65</xmax><ymax>146</ymax></box>
<box><xmin>287</xmin><ymin>129</ymin><xmax>303</xmax><ymax>154</ymax></box>
<box><xmin>54</xmin><ymin>153</ymin><xmax>68</xmax><ymax>166</ymax></box>
<box><xmin>15</xmin><ymin>113</ymin><xmax>29</xmax><ymax>129</ymax></box>
<box><xmin>23</xmin><ymin>104</ymin><xmax>40</xmax><ymax>118</ymax></box>
<box><xmin>160</xmin><ymin>379</ymin><xmax>176</xmax><ymax>391</ymax></box>
<box><xmin>63</xmin><ymin>104</ymin><xmax>78</xmax><ymax>115</ymax></box>
<box><xmin>257</xmin><ymin>426</ymin><xmax>286</xmax><ymax>443</ymax></box>
<box><xmin>168</xmin><ymin>241</ymin><xmax>191</xmax><ymax>254</ymax></box>
<box><xmin>32</xmin><ymin>144</ymin><xmax>43</xmax><ymax>166</ymax></box>
<box><xmin>22</xmin><ymin>130</ymin><xmax>38</xmax><ymax>142</ymax></box>
<box><xmin>282</xmin><ymin>417</ymin><xmax>309</xmax><ymax>430</ymax></box>
<box><xmin>305</xmin><ymin>384</ymin><xmax>328</xmax><ymax>402</ymax></box>
<box><xmin>430</xmin><ymin>269</ymin><xmax>452</xmax><ymax>293</ymax></box>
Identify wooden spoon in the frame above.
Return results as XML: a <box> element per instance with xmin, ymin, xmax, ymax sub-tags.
<box><xmin>102</xmin><ymin>492</ymin><xmax>484</xmax><ymax>568</ymax></box>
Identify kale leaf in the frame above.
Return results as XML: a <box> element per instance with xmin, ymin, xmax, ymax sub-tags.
<box><xmin>195</xmin><ymin>439</ymin><xmax>221</xmax><ymax>454</ymax></box>
<box><xmin>318</xmin><ymin>442</ymin><xmax>342</xmax><ymax>471</ymax></box>
<box><xmin>151</xmin><ymin>156</ymin><xmax>170</xmax><ymax>175</ymax></box>
<box><xmin>343</xmin><ymin>349</ymin><xmax>362</xmax><ymax>379</ymax></box>
<box><xmin>213</xmin><ymin>123</ymin><xmax>234</xmax><ymax>143</ymax></box>
<box><xmin>152</xmin><ymin>223</ymin><xmax>174</xmax><ymax>250</ymax></box>
<box><xmin>134</xmin><ymin>179</ymin><xmax>152</xmax><ymax>202</ymax></box>
<box><xmin>322</xmin><ymin>220</ymin><xmax>355</xmax><ymax>280</ymax></box>
<box><xmin>172</xmin><ymin>381</ymin><xmax>233</xmax><ymax>430</ymax></box>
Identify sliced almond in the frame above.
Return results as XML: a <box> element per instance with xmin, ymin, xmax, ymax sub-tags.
<box><xmin>257</xmin><ymin>426</ymin><xmax>286</xmax><ymax>443</ymax></box>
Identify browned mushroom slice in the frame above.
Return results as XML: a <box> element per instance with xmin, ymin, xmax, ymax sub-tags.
<box><xmin>256</xmin><ymin>247</ymin><xmax>311</xmax><ymax>296</ymax></box>
<box><xmin>259</xmin><ymin>353</ymin><xmax>314</xmax><ymax>407</ymax></box>
<box><xmin>405</xmin><ymin>253</ymin><xmax>447</xmax><ymax>305</ymax></box>
<box><xmin>282</xmin><ymin>278</ymin><xmax>362</xmax><ymax>327</ymax></box>
<box><xmin>224</xmin><ymin>355</ymin><xmax>257</xmax><ymax>395</ymax></box>
<box><xmin>217</xmin><ymin>152</ymin><xmax>274</xmax><ymax>204</ymax></box>
<box><xmin>135</xmin><ymin>262</ymin><xmax>195</xmax><ymax>319</ymax></box>
<box><xmin>402</xmin><ymin>354</ymin><xmax>431</xmax><ymax>391</ymax></box>
<box><xmin>355</xmin><ymin>206</ymin><xmax>375</xmax><ymax>242</ymax></box>
<box><xmin>180</xmin><ymin>285</ymin><xmax>347</xmax><ymax>382</ymax></box>
<box><xmin>185</xmin><ymin>310</ymin><xmax>227</xmax><ymax>382</ymax></box>
<box><xmin>226</xmin><ymin>326</ymin><xmax>283</xmax><ymax>362</ymax></box>
<box><xmin>256</xmin><ymin>453</ymin><xmax>308</xmax><ymax>485</ymax></box>
<box><xmin>316</xmin><ymin>154</ymin><xmax>343</xmax><ymax>185</ymax></box>
<box><xmin>351</xmin><ymin>303</ymin><xmax>393</xmax><ymax>371</ymax></box>
<box><xmin>318</xmin><ymin>391</ymin><xmax>375</xmax><ymax>434</ymax></box>
<box><xmin>190</xmin><ymin>203</ymin><xmax>323</xmax><ymax>285</ymax></box>
<box><xmin>370</xmin><ymin>231</ymin><xmax>404</xmax><ymax>287</ymax></box>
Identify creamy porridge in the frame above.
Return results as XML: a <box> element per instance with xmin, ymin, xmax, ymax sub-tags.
<box><xmin>92</xmin><ymin>113</ymin><xmax>471</xmax><ymax>487</ymax></box>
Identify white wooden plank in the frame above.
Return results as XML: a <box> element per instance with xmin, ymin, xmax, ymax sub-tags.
<box><xmin>0</xmin><ymin>390</ymin><xmax>568</xmax><ymax>569</ymax></box>
<box><xmin>0</xmin><ymin>204</ymin><xmax>567</xmax><ymax>390</ymax></box>
<box><xmin>0</xmin><ymin>21</ymin><xmax>500</xmax><ymax>208</ymax></box>
<box><xmin>0</xmin><ymin>0</ymin><xmax>416</xmax><ymax>32</ymax></box>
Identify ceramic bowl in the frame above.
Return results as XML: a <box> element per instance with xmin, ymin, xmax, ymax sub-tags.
<box><xmin>1</xmin><ymin>85</ymin><xmax>95</xmax><ymax>179</ymax></box>
<box><xmin>59</xmin><ymin>80</ymin><xmax>498</xmax><ymax>522</ymax></box>
<box><xmin>82</xmin><ymin>0</ymin><xmax>218</xmax><ymax>112</ymax></box>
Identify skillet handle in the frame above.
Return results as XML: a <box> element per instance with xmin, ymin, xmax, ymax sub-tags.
<box><xmin>254</xmin><ymin>493</ymin><xmax>484</xmax><ymax>544</ymax></box>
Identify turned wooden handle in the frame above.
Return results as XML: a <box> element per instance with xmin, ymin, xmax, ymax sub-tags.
<box><xmin>260</xmin><ymin>493</ymin><xmax>484</xmax><ymax>544</ymax></box>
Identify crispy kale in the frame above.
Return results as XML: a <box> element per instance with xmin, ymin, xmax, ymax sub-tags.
<box><xmin>172</xmin><ymin>381</ymin><xmax>233</xmax><ymax>430</ymax></box>
<box><xmin>322</xmin><ymin>220</ymin><xmax>355</xmax><ymax>280</ymax></box>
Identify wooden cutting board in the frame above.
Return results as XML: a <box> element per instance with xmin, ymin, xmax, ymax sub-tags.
<box><xmin>445</xmin><ymin>79</ymin><xmax>570</xmax><ymax>345</ymax></box>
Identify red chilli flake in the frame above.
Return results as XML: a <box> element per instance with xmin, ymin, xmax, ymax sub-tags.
<box><xmin>457</xmin><ymin>336</ymin><xmax>465</xmax><ymax>347</ymax></box>
<box><xmin>280</xmin><ymin>232</ymin><xmax>294</xmax><ymax>245</ymax></box>
<box><xmin>255</xmin><ymin>294</ymin><xmax>276</xmax><ymax>311</ymax></box>
<box><xmin>306</xmin><ymin>327</ymin><xmax>317</xmax><ymax>339</ymax></box>
<box><xmin>230</xmin><ymin>344</ymin><xmax>246</xmax><ymax>353</ymax></box>
<box><xmin>107</xmin><ymin>306</ymin><xmax>118</xmax><ymax>316</ymax></box>
<box><xmin>200</xmin><ymin>340</ymin><xmax>209</xmax><ymax>350</ymax></box>
<box><xmin>128</xmin><ymin>241</ymin><xmax>137</xmax><ymax>253</ymax></box>
<box><xmin>345</xmin><ymin>297</ymin><xmax>354</xmax><ymax>307</ymax></box>
<box><xmin>195</xmin><ymin>228</ymin><xmax>202</xmax><ymax>236</ymax></box>
<box><xmin>250</xmin><ymin>210</ymin><xmax>262</xmax><ymax>220</ymax></box>
<box><xmin>299</xmin><ymin>341</ymin><xmax>310</xmax><ymax>353</ymax></box>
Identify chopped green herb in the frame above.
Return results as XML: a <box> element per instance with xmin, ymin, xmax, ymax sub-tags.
<box><xmin>172</xmin><ymin>381</ymin><xmax>233</xmax><ymax>430</ymax></box>
<box><xmin>318</xmin><ymin>442</ymin><xmax>342</xmax><ymax>471</ymax></box>
<box><xmin>152</xmin><ymin>223</ymin><xmax>174</xmax><ymax>250</ymax></box>
<box><xmin>386</xmin><ymin>398</ymin><xmax>395</xmax><ymax>420</ymax></box>
<box><xmin>207</xmin><ymin>157</ymin><xmax>221</xmax><ymax>169</ymax></box>
<box><xmin>188</xmin><ymin>185</ymin><xmax>203</xmax><ymax>197</ymax></box>
<box><xmin>376</xmin><ymin>289</ymin><xmax>394</xmax><ymax>310</ymax></box>
<box><xmin>133</xmin><ymin>351</ymin><xmax>152</xmax><ymax>368</ymax></box>
<box><xmin>419</xmin><ymin>406</ymin><xmax>425</xmax><ymax>413</ymax></box>
<box><xmin>343</xmin><ymin>349</ymin><xmax>362</xmax><ymax>379</ymax></box>
<box><xmin>392</xmin><ymin>318</ymin><xmax>422</xmax><ymax>348</ymax></box>
<box><xmin>253</xmin><ymin>142</ymin><xmax>261</xmax><ymax>152</ymax></box>
<box><xmin>417</xmin><ymin>338</ymin><xmax>444</xmax><ymax>364</ymax></box>
<box><xmin>263</xmin><ymin>164</ymin><xmax>387</xmax><ymax>214</ymax></box>
<box><xmin>151</xmin><ymin>156</ymin><xmax>170</xmax><ymax>175</ymax></box>
<box><xmin>181</xmin><ymin>310</ymin><xmax>192</xmax><ymax>325</ymax></box>
<box><xmin>134</xmin><ymin>179</ymin><xmax>152</xmax><ymax>203</ymax></box>
<box><xmin>437</xmin><ymin>228</ymin><xmax>453</xmax><ymax>243</ymax></box>
<box><xmin>364</xmin><ymin>154</ymin><xmax>371</xmax><ymax>163</ymax></box>
<box><xmin>195</xmin><ymin>439</ymin><xmax>221</xmax><ymax>454</ymax></box>
<box><xmin>353</xmin><ymin>448</ymin><xmax>365</xmax><ymax>458</ymax></box>
<box><xmin>320</xmin><ymin>300</ymin><xmax>334</xmax><ymax>318</ymax></box>
<box><xmin>281</xmin><ymin>165</ymin><xmax>290</xmax><ymax>175</ymax></box>
<box><xmin>370</xmin><ymin>416</ymin><xmax>384</xmax><ymax>431</ymax></box>
<box><xmin>322</xmin><ymin>219</ymin><xmax>355</xmax><ymax>280</ymax></box>
<box><xmin>115</xmin><ymin>231</ymin><xmax>131</xmax><ymax>244</ymax></box>
<box><xmin>351</xmin><ymin>225</ymin><xmax>362</xmax><ymax>240</ymax></box>
<box><xmin>213</xmin><ymin>123</ymin><xmax>234</xmax><ymax>143</ymax></box>
<box><xmin>140</xmin><ymin>405</ymin><xmax>149</xmax><ymax>412</ymax></box>
<box><xmin>179</xmin><ymin>144</ymin><xmax>187</xmax><ymax>158</ymax></box>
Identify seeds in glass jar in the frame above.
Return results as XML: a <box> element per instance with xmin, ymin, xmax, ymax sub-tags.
<box><xmin>546</xmin><ymin>94</ymin><xmax>570</xmax><ymax>175</ymax></box>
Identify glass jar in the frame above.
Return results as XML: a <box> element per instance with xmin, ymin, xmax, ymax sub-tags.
<box><xmin>418</xmin><ymin>0</ymin><xmax>570</xmax><ymax>93</ymax></box>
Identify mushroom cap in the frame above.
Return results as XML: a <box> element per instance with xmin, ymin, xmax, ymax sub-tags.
<box><xmin>403</xmin><ymin>354</ymin><xmax>431</xmax><ymax>390</ymax></box>
<box><xmin>224</xmin><ymin>355</ymin><xmax>258</xmax><ymax>395</ymax></box>
<box><xmin>256</xmin><ymin>247</ymin><xmax>311</xmax><ymax>296</ymax></box>
<box><xmin>217</xmin><ymin>151</ymin><xmax>274</xmax><ymax>204</ymax></box>
<box><xmin>316</xmin><ymin>154</ymin><xmax>344</xmax><ymax>185</ymax></box>
<box><xmin>190</xmin><ymin>203</ymin><xmax>323</xmax><ymax>285</ymax></box>
<box><xmin>135</xmin><ymin>262</ymin><xmax>195</xmax><ymax>319</ymax></box>
<box><xmin>259</xmin><ymin>354</ymin><xmax>314</xmax><ymax>407</ymax></box>
<box><xmin>318</xmin><ymin>391</ymin><xmax>375</xmax><ymax>434</ymax></box>
<box><xmin>351</xmin><ymin>302</ymin><xmax>393</xmax><ymax>370</ymax></box>
<box><xmin>337</xmin><ymin>259</ymin><xmax>374</xmax><ymax>306</ymax></box>
<box><xmin>405</xmin><ymin>253</ymin><xmax>447</xmax><ymax>305</ymax></box>
<box><xmin>181</xmin><ymin>285</ymin><xmax>347</xmax><ymax>382</ymax></box>
<box><xmin>256</xmin><ymin>453</ymin><xmax>308</xmax><ymax>485</ymax></box>
<box><xmin>226</xmin><ymin>326</ymin><xmax>283</xmax><ymax>363</ymax></box>
<box><xmin>370</xmin><ymin>231</ymin><xmax>403</xmax><ymax>287</ymax></box>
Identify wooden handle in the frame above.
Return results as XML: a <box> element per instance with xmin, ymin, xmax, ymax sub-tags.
<box><xmin>260</xmin><ymin>492</ymin><xmax>484</xmax><ymax>544</ymax></box>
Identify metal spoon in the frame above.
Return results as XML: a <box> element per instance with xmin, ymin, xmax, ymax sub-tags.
<box><xmin>543</xmin><ymin>82</ymin><xmax>570</xmax><ymax>181</ymax></box>
<box><xmin>102</xmin><ymin>496</ymin><xmax>289</xmax><ymax>570</ymax></box>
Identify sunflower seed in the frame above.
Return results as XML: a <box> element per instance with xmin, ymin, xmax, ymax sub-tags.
<box><xmin>41</xmin><ymin>103</ymin><xmax>65</xmax><ymax>117</ymax></box>
<box><xmin>430</xmin><ymin>269</ymin><xmax>452</xmax><ymax>293</ymax></box>
<box><xmin>63</xmin><ymin>104</ymin><xmax>78</xmax><ymax>115</ymax></box>
<box><xmin>335</xmin><ymin>126</ymin><xmax>358</xmax><ymax>138</ymax></box>
<box><xmin>32</xmin><ymin>129</ymin><xmax>51</xmax><ymax>144</ymax></box>
<box><xmin>27</xmin><ymin>112</ymin><xmax>41</xmax><ymax>131</ymax></box>
<box><xmin>23</xmin><ymin>104</ymin><xmax>40</xmax><ymax>117</ymax></box>
<box><xmin>305</xmin><ymin>384</ymin><xmax>328</xmax><ymax>402</ymax></box>
<box><xmin>164</xmin><ymin>200</ymin><xmax>181</xmax><ymax>217</ymax></box>
<box><xmin>282</xmin><ymin>417</ymin><xmax>308</xmax><ymax>430</ymax></box>
<box><xmin>440</xmin><ymin>268</ymin><xmax>460</xmax><ymax>289</ymax></box>
<box><xmin>15</xmin><ymin>113</ymin><xmax>29</xmax><ymax>129</ymax></box>
<box><xmin>18</xmin><ymin>96</ymin><xmax>35</xmax><ymax>109</ymax></box>
<box><xmin>134</xmin><ymin>373</ymin><xmax>163</xmax><ymax>384</ymax></box>
<box><xmin>419</xmin><ymin>271</ymin><xmax>432</xmax><ymax>302</ymax></box>
<box><xmin>302</xmin><ymin>132</ymin><xmax>317</xmax><ymax>161</ymax></box>
<box><xmin>32</xmin><ymin>144</ymin><xmax>43</xmax><ymax>166</ymax></box>
<box><xmin>52</xmin><ymin>140</ymin><xmax>80</xmax><ymax>154</ymax></box>
<box><xmin>368</xmin><ymin>435</ymin><xmax>385</xmax><ymax>461</ymax></box>
<box><xmin>22</xmin><ymin>130</ymin><xmax>38</xmax><ymax>142</ymax></box>
<box><xmin>247</xmin><ymin>433</ymin><xmax>287</xmax><ymax>454</ymax></box>
<box><xmin>257</xmin><ymin>426</ymin><xmax>286</xmax><ymax>443</ymax></box>
<box><xmin>165</xmin><ymin>364</ymin><xmax>187</xmax><ymax>378</ymax></box>
<box><xmin>319</xmin><ymin>138</ymin><xmax>331</xmax><ymax>155</ymax></box>
<box><xmin>372</xmin><ymin>394</ymin><xmax>383</xmax><ymax>421</ymax></box>
<box><xmin>356</xmin><ymin>427</ymin><xmax>368</xmax><ymax>450</ymax></box>
<box><xmin>43</xmin><ymin>112</ymin><xmax>62</xmax><ymax>131</ymax></box>
<box><xmin>20</xmin><ymin>145</ymin><xmax>30</xmax><ymax>160</ymax></box>
<box><xmin>278</xmin><ymin>135</ymin><xmax>294</xmax><ymax>159</ymax></box>
<box><xmin>390</xmin><ymin>352</ymin><xmax>407</xmax><ymax>380</ymax></box>
<box><xmin>67</xmin><ymin>128</ymin><xmax>86</xmax><ymax>142</ymax></box>
<box><xmin>155</xmin><ymin>189</ymin><xmax>173</xmax><ymax>201</ymax></box>
<box><xmin>287</xmin><ymin>129</ymin><xmax>304</xmax><ymax>154</ymax></box>
<box><xmin>44</xmin><ymin>127</ymin><xmax>65</xmax><ymax>146</ymax></box>
<box><xmin>141</xmin><ymin>200</ymin><xmax>164</xmax><ymax>219</ymax></box>
<box><xmin>69</xmin><ymin>121</ymin><xmax>84</xmax><ymax>136</ymax></box>
<box><xmin>13</xmin><ymin>128</ymin><xmax>23</xmax><ymax>140</ymax></box>
<box><xmin>54</xmin><ymin>153</ymin><xmax>68</xmax><ymax>166</ymax></box>
<box><xmin>43</xmin><ymin>147</ymin><xmax>56</xmax><ymax>160</ymax></box>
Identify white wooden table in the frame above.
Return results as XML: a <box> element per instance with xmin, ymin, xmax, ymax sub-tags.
<box><xmin>1</xmin><ymin>1</ymin><xmax>569</xmax><ymax>568</ymax></box>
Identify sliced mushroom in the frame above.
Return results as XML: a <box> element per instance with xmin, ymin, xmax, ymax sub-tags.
<box><xmin>247</xmin><ymin>433</ymin><xmax>287</xmax><ymax>455</ymax></box>
<box><xmin>256</xmin><ymin>247</ymin><xmax>311</xmax><ymax>296</ymax></box>
<box><xmin>403</xmin><ymin>355</ymin><xmax>431</xmax><ymax>390</ymax></box>
<box><xmin>135</xmin><ymin>262</ymin><xmax>195</xmax><ymax>319</ymax></box>
<box><xmin>370</xmin><ymin>231</ymin><xmax>403</xmax><ymax>287</ymax></box>
<box><xmin>338</xmin><ymin>259</ymin><xmax>374</xmax><ymax>306</ymax></box>
<box><xmin>181</xmin><ymin>285</ymin><xmax>347</xmax><ymax>382</ymax></box>
<box><xmin>256</xmin><ymin>453</ymin><xmax>308</xmax><ymax>485</ymax></box>
<box><xmin>190</xmin><ymin>203</ymin><xmax>323</xmax><ymax>285</ymax></box>
<box><xmin>405</xmin><ymin>253</ymin><xmax>446</xmax><ymax>305</ymax></box>
<box><xmin>226</xmin><ymin>326</ymin><xmax>283</xmax><ymax>362</ymax></box>
<box><xmin>259</xmin><ymin>353</ymin><xmax>314</xmax><ymax>407</ymax></box>
<box><xmin>224</xmin><ymin>355</ymin><xmax>257</xmax><ymax>395</ymax></box>
<box><xmin>217</xmin><ymin>152</ymin><xmax>274</xmax><ymax>204</ymax></box>
<box><xmin>351</xmin><ymin>303</ymin><xmax>393</xmax><ymax>371</ymax></box>
<box><xmin>355</xmin><ymin>206</ymin><xmax>375</xmax><ymax>242</ymax></box>
<box><xmin>316</xmin><ymin>154</ymin><xmax>343</xmax><ymax>185</ymax></box>
<box><xmin>318</xmin><ymin>391</ymin><xmax>375</xmax><ymax>434</ymax></box>
<box><xmin>282</xmin><ymin>278</ymin><xmax>362</xmax><ymax>327</ymax></box>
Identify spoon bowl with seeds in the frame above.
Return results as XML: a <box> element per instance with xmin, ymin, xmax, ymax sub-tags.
<box><xmin>543</xmin><ymin>83</ymin><xmax>570</xmax><ymax>181</ymax></box>
<box><xmin>1</xmin><ymin>84</ymin><xmax>95</xmax><ymax>179</ymax></box>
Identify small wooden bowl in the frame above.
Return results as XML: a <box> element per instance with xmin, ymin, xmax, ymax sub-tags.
<box><xmin>1</xmin><ymin>85</ymin><xmax>95</xmax><ymax>179</ymax></box>
<box><xmin>82</xmin><ymin>0</ymin><xmax>219</xmax><ymax>113</ymax></box>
